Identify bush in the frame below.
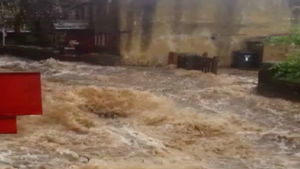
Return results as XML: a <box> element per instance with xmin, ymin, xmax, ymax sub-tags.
<box><xmin>268</xmin><ymin>29</ymin><xmax>300</xmax><ymax>46</ymax></box>
<box><xmin>271</xmin><ymin>51</ymin><xmax>300</xmax><ymax>82</ymax></box>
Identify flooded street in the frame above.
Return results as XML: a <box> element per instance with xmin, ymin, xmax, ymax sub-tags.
<box><xmin>0</xmin><ymin>56</ymin><xmax>299</xmax><ymax>169</ymax></box>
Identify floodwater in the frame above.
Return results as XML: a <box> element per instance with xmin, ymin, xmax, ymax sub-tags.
<box><xmin>0</xmin><ymin>56</ymin><xmax>299</xmax><ymax>169</ymax></box>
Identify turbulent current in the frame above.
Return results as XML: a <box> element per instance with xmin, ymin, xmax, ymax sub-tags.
<box><xmin>0</xmin><ymin>56</ymin><xmax>299</xmax><ymax>169</ymax></box>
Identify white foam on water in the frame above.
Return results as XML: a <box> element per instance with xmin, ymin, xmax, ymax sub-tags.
<box><xmin>0</xmin><ymin>56</ymin><xmax>299</xmax><ymax>169</ymax></box>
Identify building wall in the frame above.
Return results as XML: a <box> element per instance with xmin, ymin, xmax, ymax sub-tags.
<box><xmin>115</xmin><ymin>0</ymin><xmax>295</xmax><ymax>66</ymax></box>
<box><xmin>263</xmin><ymin>45</ymin><xmax>297</xmax><ymax>62</ymax></box>
<box><xmin>91</xmin><ymin>0</ymin><xmax>119</xmax><ymax>33</ymax></box>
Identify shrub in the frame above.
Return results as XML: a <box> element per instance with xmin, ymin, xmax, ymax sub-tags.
<box><xmin>271</xmin><ymin>50</ymin><xmax>300</xmax><ymax>82</ymax></box>
<box><xmin>268</xmin><ymin>29</ymin><xmax>300</xmax><ymax>46</ymax></box>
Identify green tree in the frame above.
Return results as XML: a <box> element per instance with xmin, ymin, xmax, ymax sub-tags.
<box><xmin>0</xmin><ymin>0</ymin><xmax>21</xmax><ymax>31</ymax></box>
<box><xmin>19</xmin><ymin>0</ymin><xmax>62</xmax><ymax>45</ymax></box>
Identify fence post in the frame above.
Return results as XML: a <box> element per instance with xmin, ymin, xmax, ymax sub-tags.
<box><xmin>2</xmin><ymin>27</ymin><xmax>5</xmax><ymax>46</ymax></box>
<box><xmin>212</xmin><ymin>56</ymin><xmax>218</xmax><ymax>74</ymax></box>
<box><xmin>168</xmin><ymin>52</ymin><xmax>179</xmax><ymax>67</ymax></box>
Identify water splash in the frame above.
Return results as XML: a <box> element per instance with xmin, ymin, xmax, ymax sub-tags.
<box><xmin>0</xmin><ymin>56</ymin><xmax>299</xmax><ymax>169</ymax></box>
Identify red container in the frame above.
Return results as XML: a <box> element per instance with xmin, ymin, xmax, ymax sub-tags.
<box><xmin>0</xmin><ymin>73</ymin><xmax>42</xmax><ymax>116</ymax></box>
<box><xmin>0</xmin><ymin>117</ymin><xmax>17</xmax><ymax>134</ymax></box>
<box><xmin>0</xmin><ymin>72</ymin><xmax>42</xmax><ymax>134</ymax></box>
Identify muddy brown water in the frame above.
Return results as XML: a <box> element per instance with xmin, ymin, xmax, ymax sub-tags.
<box><xmin>0</xmin><ymin>56</ymin><xmax>299</xmax><ymax>169</ymax></box>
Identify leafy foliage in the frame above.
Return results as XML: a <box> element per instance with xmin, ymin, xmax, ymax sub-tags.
<box><xmin>268</xmin><ymin>29</ymin><xmax>300</xmax><ymax>82</ymax></box>
<box><xmin>0</xmin><ymin>0</ymin><xmax>62</xmax><ymax>32</ymax></box>
<box><xmin>267</xmin><ymin>29</ymin><xmax>300</xmax><ymax>46</ymax></box>
<box><xmin>271</xmin><ymin>51</ymin><xmax>300</xmax><ymax>82</ymax></box>
<box><xmin>0</xmin><ymin>0</ymin><xmax>20</xmax><ymax>26</ymax></box>
<box><xmin>20</xmin><ymin>0</ymin><xmax>62</xmax><ymax>21</ymax></box>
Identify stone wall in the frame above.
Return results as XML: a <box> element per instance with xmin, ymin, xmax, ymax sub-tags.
<box><xmin>99</xmin><ymin>0</ymin><xmax>295</xmax><ymax>66</ymax></box>
<box><xmin>263</xmin><ymin>44</ymin><xmax>297</xmax><ymax>62</ymax></box>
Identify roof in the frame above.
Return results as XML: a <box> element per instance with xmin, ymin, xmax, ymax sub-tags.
<box><xmin>54</xmin><ymin>20</ymin><xmax>90</xmax><ymax>30</ymax></box>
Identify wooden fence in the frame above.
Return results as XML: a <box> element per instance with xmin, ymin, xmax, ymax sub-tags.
<box><xmin>168</xmin><ymin>52</ymin><xmax>218</xmax><ymax>74</ymax></box>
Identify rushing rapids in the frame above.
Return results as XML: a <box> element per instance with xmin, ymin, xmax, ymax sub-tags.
<box><xmin>0</xmin><ymin>56</ymin><xmax>299</xmax><ymax>169</ymax></box>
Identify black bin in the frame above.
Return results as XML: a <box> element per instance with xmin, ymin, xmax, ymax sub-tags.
<box><xmin>232</xmin><ymin>51</ymin><xmax>256</xmax><ymax>69</ymax></box>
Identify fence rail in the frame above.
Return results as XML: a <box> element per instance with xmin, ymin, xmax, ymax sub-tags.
<box><xmin>168</xmin><ymin>52</ymin><xmax>218</xmax><ymax>74</ymax></box>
